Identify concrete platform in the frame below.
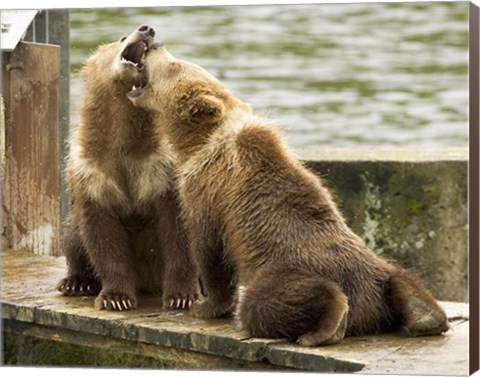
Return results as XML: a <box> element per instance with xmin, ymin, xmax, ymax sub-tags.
<box><xmin>1</xmin><ymin>250</ymin><xmax>470</xmax><ymax>374</ymax></box>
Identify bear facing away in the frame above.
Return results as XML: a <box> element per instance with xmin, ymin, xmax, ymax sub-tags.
<box><xmin>56</xmin><ymin>26</ymin><xmax>199</xmax><ymax>311</ymax></box>
<box><xmin>129</xmin><ymin>42</ymin><xmax>449</xmax><ymax>345</ymax></box>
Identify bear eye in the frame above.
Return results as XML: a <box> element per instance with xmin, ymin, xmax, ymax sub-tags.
<box><xmin>120</xmin><ymin>36</ymin><xmax>127</xmax><ymax>42</ymax></box>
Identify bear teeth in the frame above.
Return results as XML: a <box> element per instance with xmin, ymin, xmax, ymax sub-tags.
<box><xmin>121</xmin><ymin>57</ymin><xmax>139</xmax><ymax>67</ymax></box>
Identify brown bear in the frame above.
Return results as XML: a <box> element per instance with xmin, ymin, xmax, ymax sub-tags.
<box><xmin>128</xmin><ymin>41</ymin><xmax>449</xmax><ymax>344</ymax></box>
<box><xmin>55</xmin><ymin>26</ymin><xmax>199</xmax><ymax>311</ymax></box>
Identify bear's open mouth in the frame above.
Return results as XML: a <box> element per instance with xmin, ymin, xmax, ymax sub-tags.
<box><xmin>125</xmin><ymin>42</ymin><xmax>164</xmax><ymax>98</ymax></box>
<box><xmin>120</xmin><ymin>40</ymin><xmax>148</xmax><ymax>70</ymax></box>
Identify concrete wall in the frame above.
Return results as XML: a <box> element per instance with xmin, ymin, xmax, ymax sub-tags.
<box><xmin>303</xmin><ymin>148</ymin><xmax>468</xmax><ymax>302</ymax></box>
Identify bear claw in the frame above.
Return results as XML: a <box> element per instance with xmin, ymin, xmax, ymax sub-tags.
<box><xmin>56</xmin><ymin>277</ymin><xmax>100</xmax><ymax>296</ymax></box>
<box><xmin>95</xmin><ymin>291</ymin><xmax>137</xmax><ymax>311</ymax></box>
<box><xmin>164</xmin><ymin>293</ymin><xmax>198</xmax><ymax>310</ymax></box>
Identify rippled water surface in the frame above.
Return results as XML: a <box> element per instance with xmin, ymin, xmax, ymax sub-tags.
<box><xmin>69</xmin><ymin>2</ymin><xmax>469</xmax><ymax>149</ymax></box>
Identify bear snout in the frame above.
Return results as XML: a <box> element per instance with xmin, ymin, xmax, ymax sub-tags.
<box><xmin>138</xmin><ymin>25</ymin><xmax>155</xmax><ymax>38</ymax></box>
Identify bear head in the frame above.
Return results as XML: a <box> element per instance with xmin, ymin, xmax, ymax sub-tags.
<box><xmin>81</xmin><ymin>25</ymin><xmax>156</xmax><ymax>95</ymax></box>
<box><xmin>127</xmin><ymin>43</ymin><xmax>252</xmax><ymax>153</ymax></box>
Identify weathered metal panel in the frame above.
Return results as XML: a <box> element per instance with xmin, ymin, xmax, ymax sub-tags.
<box><xmin>5</xmin><ymin>42</ymin><xmax>61</xmax><ymax>256</ymax></box>
<box><xmin>23</xmin><ymin>10</ymin><xmax>71</xmax><ymax>226</ymax></box>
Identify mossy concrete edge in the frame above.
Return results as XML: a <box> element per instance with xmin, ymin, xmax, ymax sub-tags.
<box><xmin>305</xmin><ymin>155</ymin><xmax>467</xmax><ymax>302</ymax></box>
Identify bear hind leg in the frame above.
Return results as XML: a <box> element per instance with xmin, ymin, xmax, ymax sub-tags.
<box><xmin>238</xmin><ymin>267</ymin><xmax>349</xmax><ymax>346</ymax></box>
<box><xmin>296</xmin><ymin>303</ymin><xmax>348</xmax><ymax>346</ymax></box>
<box><xmin>388</xmin><ymin>268</ymin><xmax>449</xmax><ymax>336</ymax></box>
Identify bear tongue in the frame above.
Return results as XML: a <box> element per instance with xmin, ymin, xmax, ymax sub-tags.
<box><xmin>121</xmin><ymin>41</ymin><xmax>147</xmax><ymax>66</ymax></box>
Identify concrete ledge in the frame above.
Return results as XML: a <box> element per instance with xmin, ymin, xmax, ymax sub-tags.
<box><xmin>301</xmin><ymin>148</ymin><xmax>468</xmax><ymax>302</ymax></box>
<box><xmin>1</xmin><ymin>250</ymin><xmax>469</xmax><ymax>374</ymax></box>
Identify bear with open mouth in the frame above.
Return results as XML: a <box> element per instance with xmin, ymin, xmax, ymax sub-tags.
<box><xmin>56</xmin><ymin>26</ymin><xmax>199</xmax><ymax>311</ymax></box>
<box><xmin>129</xmin><ymin>37</ymin><xmax>449</xmax><ymax>345</ymax></box>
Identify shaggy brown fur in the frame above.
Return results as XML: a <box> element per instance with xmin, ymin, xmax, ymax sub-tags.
<box><xmin>56</xmin><ymin>26</ymin><xmax>199</xmax><ymax>311</ymax></box>
<box><xmin>129</xmin><ymin>43</ymin><xmax>449</xmax><ymax>344</ymax></box>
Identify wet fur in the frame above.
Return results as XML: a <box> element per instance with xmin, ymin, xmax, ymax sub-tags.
<box><xmin>132</xmin><ymin>45</ymin><xmax>449</xmax><ymax>343</ymax></box>
<box><xmin>56</xmin><ymin>31</ymin><xmax>199</xmax><ymax>310</ymax></box>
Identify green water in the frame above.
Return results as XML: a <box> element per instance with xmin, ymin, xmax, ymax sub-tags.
<box><xmin>69</xmin><ymin>2</ymin><xmax>469</xmax><ymax>149</ymax></box>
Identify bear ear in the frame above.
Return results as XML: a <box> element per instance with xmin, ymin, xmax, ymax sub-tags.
<box><xmin>188</xmin><ymin>93</ymin><xmax>226</xmax><ymax>125</ymax></box>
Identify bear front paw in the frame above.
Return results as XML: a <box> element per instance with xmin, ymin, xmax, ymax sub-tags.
<box><xmin>191</xmin><ymin>297</ymin><xmax>233</xmax><ymax>318</ymax></box>
<box><xmin>162</xmin><ymin>277</ymin><xmax>202</xmax><ymax>310</ymax></box>
<box><xmin>94</xmin><ymin>290</ymin><xmax>138</xmax><ymax>311</ymax></box>
<box><xmin>56</xmin><ymin>276</ymin><xmax>101</xmax><ymax>296</ymax></box>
